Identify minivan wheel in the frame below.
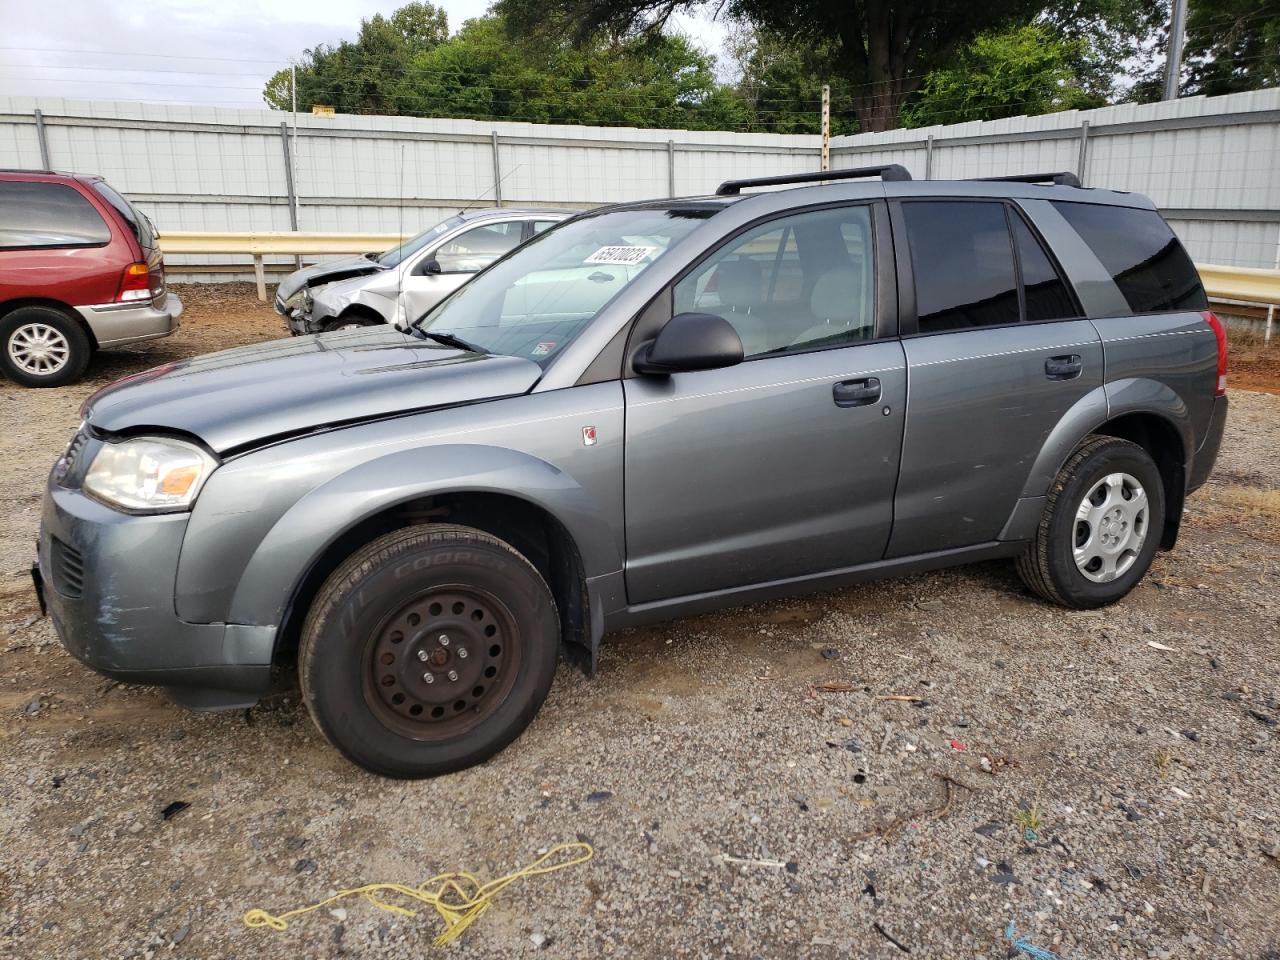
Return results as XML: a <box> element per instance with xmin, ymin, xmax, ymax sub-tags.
<box><xmin>0</xmin><ymin>307</ymin><xmax>92</xmax><ymax>387</ymax></box>
<box><xmin>1016</xmin><ymin>436</ymin><xmax>1166</xmax><ymax>609</ymax></box>
<box><xmin>298</xmin><ymin>524</ymin><xmax>559</xmax><ymax>778</ymax></box>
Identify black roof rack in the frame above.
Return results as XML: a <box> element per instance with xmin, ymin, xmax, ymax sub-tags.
<box><xmin>975</xmin><ymin>172</ymin><xmax>1082</xmax><ymax>188</ymax></box>
<box><xmin>715</xmin><ymin>164</ymin><xmax>912</xmax><ymax>196</ymax></box>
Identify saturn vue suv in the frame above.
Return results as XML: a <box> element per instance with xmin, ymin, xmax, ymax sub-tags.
<box><xmin>35</xmin><ymin>166</ymin><xmax>1227</xmax><ymax>778</ymax></box>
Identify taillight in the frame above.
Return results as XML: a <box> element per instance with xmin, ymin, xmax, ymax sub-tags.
<box><xmin>117</xmin><ymin>262</ymin><xmax>151</xmax><ymax>303</ymax></box>
<box><xmin>1202</xmin><ymin>310</ymin><xmax>1228</xmax><ymax>397</ymax></box>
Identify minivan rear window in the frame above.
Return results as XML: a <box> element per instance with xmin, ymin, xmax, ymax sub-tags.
<box><xmin>1052</xmin><ymin>202</ymin><xmax>1207</xmax><ymax>314</ymax></box>
<box><xmin>0</xmin><ymin>181</ymin><xmax>111</xmax><ymax>249</ymax></box>
<box><xmin>92</xmin><ymin>180</ymin><xmax>155</xmax><ymax>249</ymax></box>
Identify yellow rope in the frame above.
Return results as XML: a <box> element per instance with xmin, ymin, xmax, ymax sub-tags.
<box><xmin>244</xmin><ymin>841</ymin><xmax>594</xmax><ymax>946</ymax></box>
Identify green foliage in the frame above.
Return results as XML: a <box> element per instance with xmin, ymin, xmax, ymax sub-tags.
<box><xmin>1183</xmin><ymin>0</ymin><xmax>1280</xmax><ymax>96</ymax></box>
<box><xmin>902</xmin><ymin>25</ymin><xmax>1103</xmax><ymax>127</ymax></box>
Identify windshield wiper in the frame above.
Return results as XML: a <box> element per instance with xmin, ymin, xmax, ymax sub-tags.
<box><xmin>414</xmin><ymin>329</ymin><xmax>488</xmax><ymax>354</ymax></box>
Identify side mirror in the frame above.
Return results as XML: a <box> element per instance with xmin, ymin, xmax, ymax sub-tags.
<box><xmin>422</xmin><ymin>258</ymin><xmax>443</xmax><ymax>275</ymax></box>
<box><xmin>633</xmin><ymin>312</ymin><xmax>744</xmax><ymax>375</ymax></box>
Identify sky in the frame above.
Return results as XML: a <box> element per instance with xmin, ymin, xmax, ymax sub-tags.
<box><xmin>0</xmin><ymin>0</ymin><xmax>731</xmax><ymax>110</ymax></box>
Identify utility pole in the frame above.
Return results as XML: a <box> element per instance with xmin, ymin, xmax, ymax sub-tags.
<box><xmin>291</xmin><ymin>63</ymin><xmax>301</xmax><ymax>266</ymax></box>
<box><xmin>1163</xmin><ymin>0</ymin><xmax>1189</xmax><ymax>100</ymax></box>
<box><xmin>820</xmin><ymin>84</ymin><xmax>831</xmax><ymax>171</ymax></box>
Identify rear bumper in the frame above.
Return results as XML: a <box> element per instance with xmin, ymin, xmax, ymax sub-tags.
<box><xmin>1188</xmin><ymin>394</ymin><xmax>1228</xmax><ymax>494</ymax></box>
<box><xmin>37</xmin><ymin>472</ymin><xmax>274</xmax><ymax>711</ymax></box>
<box><xmin>76</xmin><ymin>293</ymin><xmax>183</xmax><ymax>346</ymax></box>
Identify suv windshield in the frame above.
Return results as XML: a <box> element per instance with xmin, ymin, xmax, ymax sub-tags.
<box><xmin>378</xmin><ymin>216</ymin><xmax>465</xmax><ymax>268</ymax></box>
<box><xmin>414</xmin><ymin>206</ymin><xmax>714</xmax><ymax>365</ymax></box>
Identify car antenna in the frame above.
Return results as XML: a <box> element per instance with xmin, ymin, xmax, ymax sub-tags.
<box><xmin>457</xmin><ymin>162</ymin><xmax>524</xmax><ymax>216</ymax></box>
<box><xmin>396</xmin><ymin>143</ymin><xmax>407</xmax><ymax>326</ymax></box>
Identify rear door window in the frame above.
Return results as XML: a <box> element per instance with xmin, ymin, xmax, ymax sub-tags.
<box><xmin>0</xmin><ymin>181</ymin><xmax>111</xmax><ymax>249</ymax></box>
<box><xmin>902</xmin><ymin>200</ymin><xmax>1019</xmax><ymax>333</ymax></box>
<box><xmin>1051</xmin><ymin>201</ymin><xmax>1207</xmax><ymax>313</ymax></box>
<box><xmin>1010</xmin><ymin>212</ymin><xmax>1077</xmax><ymax>323</ymax></box>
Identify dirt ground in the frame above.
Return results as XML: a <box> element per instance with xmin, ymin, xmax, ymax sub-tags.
<box><xmin>1</xmin><ymin>284</ymin><xmax>1278</xmax><ymax>960</ymax></box>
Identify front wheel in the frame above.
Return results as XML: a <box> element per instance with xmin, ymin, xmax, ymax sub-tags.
<box><xmin>299</xmin><ymin>524</ymin><xmax>560</xmax><ymax>778</ymax></box>
<box><xmin>1016</xmin><ymin>436</ymin><xmax>1166</xmax><ymax>609</ymax></box>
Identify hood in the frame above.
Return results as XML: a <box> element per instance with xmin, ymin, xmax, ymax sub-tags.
<box><xmin>275</xmin><ymin>255</ymin><xmax>386</xmax><ymax>302</ymax></box>
<box><xmin>84</xmin><ymin>328</ymin><xmax>543</xmax><ymax>453</ymax></box>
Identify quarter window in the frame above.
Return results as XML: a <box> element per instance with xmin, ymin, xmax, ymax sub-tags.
<box><xmin>433</xmin><ymin>221</ymin><xmax>523</xmax><ymax>273</ymax></box>
<box><xmin>0</xmin><ymin>181</ymin><xmax>111</xmax><ymax>249</ymax></box>
<box><xmin>673</xmin><ymin>205</ymin><xmax>876</xmax><ymax>358</ymax></box>
<box><xmin>1052</xmin><ymin>201</ymin><xmax>1207</xmax><ymax>313</ymax></box>
<box><xmin>903</xmin><ymin>200</ymin><xmax>1019</xmax><ymax>333</ymax></box>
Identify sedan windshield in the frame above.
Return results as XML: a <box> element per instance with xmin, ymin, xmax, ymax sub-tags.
<box><xmin>378</xmin><ymin>216</ymin><xmax>465</xmax><ymax>268</ymax></box>
<box><xmin>414</xmin><ymin>207</ymin><xmax>714</xmax><ymax>365</ymax></box>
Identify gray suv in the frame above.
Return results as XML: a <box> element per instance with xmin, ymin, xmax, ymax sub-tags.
<box><xmin>35</xmin><ymin>166</ymin><xmax>1228</xmax><ymax>778</ymax></box>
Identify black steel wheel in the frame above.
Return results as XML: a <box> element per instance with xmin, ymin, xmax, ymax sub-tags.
<box><xmin>300</xmin><ymin>524</ymin><xmax>559</xmax><ymax>778</ymax></box>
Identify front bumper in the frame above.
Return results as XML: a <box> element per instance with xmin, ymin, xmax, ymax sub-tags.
<box><xmin>76</xmin><ymin>293</ymin><xmax>183</xmax><ymax>347</ymax></box>
<box><xmin>37</xmin><ymin>471</ymin><xmax>274</xmax><ymax>710</ymax></box>
<box><xmin>276</xmin><ymin>290</ymin><xmax>325</xmax><ymax>336</ymax></box>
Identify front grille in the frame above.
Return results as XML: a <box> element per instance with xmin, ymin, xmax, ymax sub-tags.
<box><xmin>51</xmin><ymin>538</ymin><xmax>85</xmax><ymax>598</ymax></box>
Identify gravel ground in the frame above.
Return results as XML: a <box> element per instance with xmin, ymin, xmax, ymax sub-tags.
<box><xmin>1</xmin><ymin>285</ymin><xmax>1278</xmax><ymax>960</ymax></box>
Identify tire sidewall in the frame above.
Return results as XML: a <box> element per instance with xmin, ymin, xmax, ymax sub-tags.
<box><xmin>303</xmin><ymin>535</ymin><xmax>559</xmax><ymax>778</ymax></box>
<box><xmin>0</xmin><ymin>307</ymin><xmax>91</xmax><ymax>387</ymax></box>
<box><xmin>1047</xmin><ymin>442</ymin><xmax>1166</xmax><ymax>607</ymax></box>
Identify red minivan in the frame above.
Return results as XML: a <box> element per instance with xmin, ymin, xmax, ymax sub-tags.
<box><xmin>0</xmin><ymin>170</ymin><xmax>183</xmax><ymax>387</ymax></box>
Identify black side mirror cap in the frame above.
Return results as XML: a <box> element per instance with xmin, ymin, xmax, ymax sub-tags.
<box><xmin>422</xmin><ymin>258</ymin><xmax>442</xmax><ymax>275</ymax></box>
<box><xmin>633</xmin><ymin>311</ymin><xmax>745</xmax><ymax>375</ymax></box>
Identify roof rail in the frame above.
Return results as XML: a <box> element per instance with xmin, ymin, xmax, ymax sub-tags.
<box><xmin>975</xmin><ymin>172</ymin><xmax>1082</xmax><ymax>188</ymax></box>
<box><xmin>715</xmin><ymin>164</ymin><xmax>912</xmax><ymax>196</ymax></box>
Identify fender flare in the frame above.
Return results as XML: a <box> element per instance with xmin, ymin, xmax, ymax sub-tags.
<box><xmin>1017</xmin><ymin>379</ymin><xmax>1194</xmax><ymax>502</ymax></box>
<box><xmin>223</xmin><ymin>443</ymin><xmax>622</xmax><ymax>629</ymax></box>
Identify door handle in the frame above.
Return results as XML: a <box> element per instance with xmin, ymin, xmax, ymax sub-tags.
<box><xmin>832</xmin><ymin>377</ymin><xmax>881</xmax><ymax>408</ymax></box>
<box><xmin>1045</xmin><ymin>354</ymin><xmax>1083</xmax><ymax>380</ymax></box>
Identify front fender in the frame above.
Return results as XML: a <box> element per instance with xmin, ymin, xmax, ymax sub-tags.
<box><xmin>223</xmin><ymin>443</ymin><xmax>622</xmax><ymax>628</ymax></box>
<box><xmin>313</xmin><ymin>284</ymin><xmax>395</xmax><ymax>324</ymax></box>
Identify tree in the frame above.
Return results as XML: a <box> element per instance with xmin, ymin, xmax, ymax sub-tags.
<box><xmin>1182</xmin><ymin>0</ymin><xmax>1280</xmax><ymax>96</ymax></box>
<box><xmin>263</xmin><ymin>2</ymin><xmax>450</xmax><ymax>113</ymax></box>
<box><xmin>902</xmin><ymin>24</ymin><xmax>1103</xmax><ymax>127</ymax></box>
<box><xmin>726</xmin><ymin>23</ymin><xmax>859</xmax><ymax>134</ymax></box>
<box><xmin>497</xmin><ymin>0</ymin><xmax>1053</xmax><ymax>131</ymax></box>
<box><xmin>265</xmin><ymin>4</ymin><xmax>746</xmax><ymax>130</ymax></box>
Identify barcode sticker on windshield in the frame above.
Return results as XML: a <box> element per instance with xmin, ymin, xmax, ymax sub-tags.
<box><xmin>584</xmin><ymin>245</ymin><xmax>657</xmax><ymax>265</ymax></box>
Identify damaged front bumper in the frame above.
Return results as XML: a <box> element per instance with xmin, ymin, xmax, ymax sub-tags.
<box><xmin>36</xmin><ymin>471</ymin><xmax>275</xmax><ymax>711</ymax></box>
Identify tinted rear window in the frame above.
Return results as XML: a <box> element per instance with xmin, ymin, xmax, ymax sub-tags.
<box><xmin>92</xmin><ymin>180</ymin><xmax>154</xmax><ymax>248</ymax></box>
<box><xmin>1052</xmin><ymin>202</ymin><xmax>1206</xmax><ymax>313</ymax></box>
<box><xmin>0</xmin><ymin>181</ymin><xmax>111</xmax><ymax>249</ymax></box>
<box><xmin>903</xmin><ymin>200</ymin><xmax>1020</xmax><ymax>333</ymax></box>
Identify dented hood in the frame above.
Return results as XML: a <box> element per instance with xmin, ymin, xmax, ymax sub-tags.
<box><xmin>275</xmin><ymin>255</ymin><xmax>385</xmax><ymax>303</ymax></box>
<box><xmin>84</xmin><ymin>327</ymin><xmax>542</xmax><ymax>453</ymax></box>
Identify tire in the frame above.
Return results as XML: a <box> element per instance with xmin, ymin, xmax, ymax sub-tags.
<box><xmin>1016</xmin><ymin>435</ymin><xmax>1166</xmax><ymax>609</ymax></box>
<box><xmin>0</xmin><ymin>306</ymin><xmax>92</xmax><ymax>387</ymax></box>
<box><xmin>299</xmin><ymin>524</ymin><xmax>560</xmax><ymax>778</ymax></box>
<box><xmin>323</xmin><ymin>313</ymin><xmax>382</xmax><ymax>332</ymax></box>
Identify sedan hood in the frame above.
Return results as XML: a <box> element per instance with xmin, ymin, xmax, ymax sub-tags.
<box><xmin>84</xmin><ymin>328</ymin><xmax>543</xmax><ymax>453</ymax></box>
<box><xmin>275</xmin><ymin>255</ymin><xmax>386</xmax><ymax>302</ymax></box>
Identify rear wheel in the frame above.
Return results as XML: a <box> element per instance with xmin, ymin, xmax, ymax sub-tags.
<box><xmin>0</xmin><ymin>306</ymin><xmax>92</xmax><ymax>387</ymax></box>
<box><xmin>1016</xmin><ymin>436</ymin><xmax>1165</xmax><ymax>609</ymax></box>
<box><xmin>299</xmin><ymin>524</ymin><xmax>559</xmax><ymax>778</ymax></box>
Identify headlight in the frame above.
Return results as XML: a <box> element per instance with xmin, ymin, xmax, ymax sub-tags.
<box><xmin>83</xmin><ymin>437</ymin><xmax>218</xmax><ymax>513</ymax></box>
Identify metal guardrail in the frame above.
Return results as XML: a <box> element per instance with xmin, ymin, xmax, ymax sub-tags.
<box><xmin>159</xmin><ymin>233</ymin><xmax>1280</xmax><ymax>316</ymax></box>
<box><xmin>161</xmin><ymin>231</ymin><xmax>411</xmax><ymax>301</ymax></box>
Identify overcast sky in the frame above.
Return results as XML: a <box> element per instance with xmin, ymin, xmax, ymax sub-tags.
<box><xmin>0</xmin><ymin>0</ymin><xmax>730</xmax><ymax>110</ymax></box>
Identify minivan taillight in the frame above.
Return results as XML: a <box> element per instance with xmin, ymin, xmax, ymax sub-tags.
<box><xmin>1203</xmin><ymin>311</ymin><xmax>1228</xmax><ymax>397</ymax></box>
<box><xmin>117</xmin><ymin>262</ymin><xmax>151</xmax><ymax>303</ymax></box>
